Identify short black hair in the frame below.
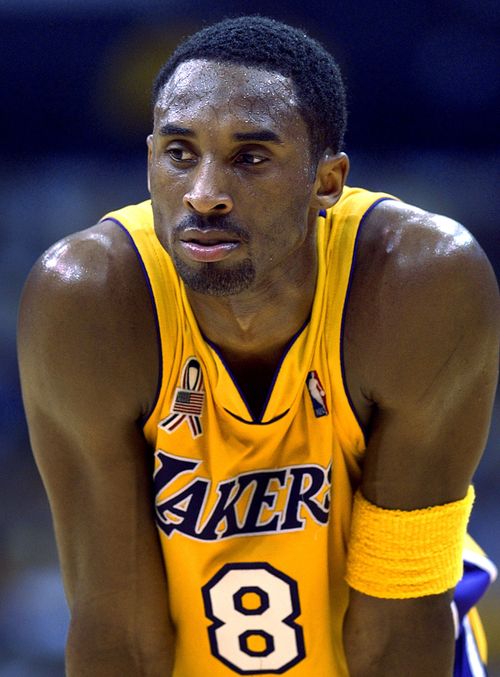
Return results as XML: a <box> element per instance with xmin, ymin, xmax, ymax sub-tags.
<box><xmin>152</xmin><ymin>16</ymin><xmax>347</xmax><ymax>160</ymax></box>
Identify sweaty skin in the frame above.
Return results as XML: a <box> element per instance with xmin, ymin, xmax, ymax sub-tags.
<box><xmin>18</xmin><ymin>60</ymin><xmax>499</xmax><ymax>676</ymax></box>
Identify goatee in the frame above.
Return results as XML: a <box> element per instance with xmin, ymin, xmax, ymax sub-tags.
<box><xmin>171</xmin><ymin>213</ymin><xmax>255</xmax><ymax>296</ymax></box>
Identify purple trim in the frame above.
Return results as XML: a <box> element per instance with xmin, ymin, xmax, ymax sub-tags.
<box><xmin>203</xmin><ymin>315</ymin><xmax>310</xmax><ymax>423</ymax></box>
<box><xmin>223</xmin><ymin>407</ymin><xmax>290</xmax><ymax>426</ymax></box>
<box><xmin>105</xmin><ymin>217</ymin><xmax>163</xmax><ymax>426</ymax></box>
<box><xmin>339</xmin><ymin>198</ymin><xmax>396</xmax><ymax>442</ymax></box>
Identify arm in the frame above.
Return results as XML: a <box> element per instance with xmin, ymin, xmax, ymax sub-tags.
<box><xmin>18</xmin><ymin>224</ymin><xmax>174</xmax><ymax>676</ymax></box>
<box><xmin>343</xmin><ymin>202</ymin><xmax>499</xmax><ymax>676</ymax></box>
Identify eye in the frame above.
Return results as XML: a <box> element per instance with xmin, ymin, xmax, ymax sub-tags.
<box><xmin>234</xmin><ymin>152</ymin><xmax>268</xmax><ymax>166</ymax></box>
<box><xmin>166</xmin><ymin>146</ymin><xmax>197</xmax><ymax>163</ymax></box>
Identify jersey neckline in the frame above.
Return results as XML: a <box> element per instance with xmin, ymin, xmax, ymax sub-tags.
<box><xmin>202</xmin><ymin>315</ymin><xmax>311</xmax><ymax>424</ymax></box>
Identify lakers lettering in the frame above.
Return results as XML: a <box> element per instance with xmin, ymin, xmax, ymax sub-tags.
<box><xmin>154</xmin><ymin>451</ymin><xmax>331</xmax><ymax>541</ymax></box>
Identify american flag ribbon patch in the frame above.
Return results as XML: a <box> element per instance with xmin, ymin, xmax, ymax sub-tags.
<box><xmin>160</xmin><ymin>357</ymin><xmax>205</xmax><ymax>438</ymax></box>
<box><xmin>171</xmin><ymin>388</ymin><xmax>204</xmax><ymax>416</ymax></box>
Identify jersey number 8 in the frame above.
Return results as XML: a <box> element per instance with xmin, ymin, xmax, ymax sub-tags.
<box><xmin>202</xmin><ymin>562</ymin><xmax>306</xmax><ymax>674</ymax></box>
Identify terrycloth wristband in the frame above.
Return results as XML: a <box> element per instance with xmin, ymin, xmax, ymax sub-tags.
<box><xmin>345</xmin><ymin>486</ymin><xmax>475</xmax><ymax>599</ymax></box>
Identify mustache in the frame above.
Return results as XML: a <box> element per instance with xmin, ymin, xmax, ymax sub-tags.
<box><xmin>173</xmin><ymin>213</ymin><xmax>250</xmax><ymax>243</ymax></box>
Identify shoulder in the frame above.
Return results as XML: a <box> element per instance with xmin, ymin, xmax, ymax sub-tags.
<box><xmin>361</xmin><ymin>198</ymin><xmax>498</xmax><ymax>323</ymax></box>
<box><xmin>25</xmin><ymin>218</ymin><xmax>139</xmax><ymax>296</ymax></box>
<box><xmin>18</xmin><ymin>219</ymin><xmax>159</xmax><ymax>423</ymax></box>
<box><xmin>20</xmin><ymin>219</ymin><xmax>146</xmax><ymax>344</ymax></box>
<box><xmin>345</xmin><ymin>198</ymin><xmax>499</xmax><ymax>407</ymax></box>
<box><xmin>357</xmin><ymin>198</ymin><xmax>493</xmax><ymax>281</ymax></box>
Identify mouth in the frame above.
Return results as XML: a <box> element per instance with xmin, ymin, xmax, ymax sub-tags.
<box><xmin>178</xmin><ymin>229</ymin><xmax>242</xmax><ymax>263</ymax></box>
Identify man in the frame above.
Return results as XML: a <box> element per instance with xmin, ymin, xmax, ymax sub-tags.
<box><xmin>18</xmin><ymin>15</ymin><xmax>498</xmax><ymax>677</ymax></box>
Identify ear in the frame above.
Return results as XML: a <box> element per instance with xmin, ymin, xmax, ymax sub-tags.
<box><xmin>310</xmin><ymin>151</ymin><xmax>349</xmax><ymax>210</ymax></box>
<box><xmin>146</xmin><ymin>134</ymin><xmax>153</xmax><ymax>193</ymax></box>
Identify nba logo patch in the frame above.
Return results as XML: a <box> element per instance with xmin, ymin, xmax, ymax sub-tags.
<box><xmin>306</xmin><ymin>371</ymin><xmax>329</xmax><ymax>417</ymax></box>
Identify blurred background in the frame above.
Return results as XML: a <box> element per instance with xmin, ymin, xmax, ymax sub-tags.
<box><xmin>1</xmin><ymin>0</ymin><xmax>498</xmax><ymax>675</ymax></box>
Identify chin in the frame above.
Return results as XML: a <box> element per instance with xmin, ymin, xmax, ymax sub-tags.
<box><xmin>174</xmin><ymin>256</ymin><xmax>256</xmax><ymax>296</ymax></box>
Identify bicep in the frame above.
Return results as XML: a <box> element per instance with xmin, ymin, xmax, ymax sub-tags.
<box><xmin>24</xmin><ymin>398</ymin><xmax>162</xmax><ymax>609</ymax></box>
<box><xmin>18</xmin><ymin>245</ymin><xmax>172</xmax><ymax>670</ymax></box>
<box><xmin>359</xmin><ymin>232</ymin><xmax>499</xmax><ymax>510</ymax></box>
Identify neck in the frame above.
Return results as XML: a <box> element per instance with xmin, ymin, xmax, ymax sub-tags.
<box><xmin>186</xmin><ymin>242</ymin><xmax>317</xmax><ymax>360</ymax></box>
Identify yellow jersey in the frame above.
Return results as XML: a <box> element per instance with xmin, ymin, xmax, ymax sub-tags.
<box><xmin>103</xmin><ymin>186</ymin><xmax>471</xmax><ymax>676</ymax></box>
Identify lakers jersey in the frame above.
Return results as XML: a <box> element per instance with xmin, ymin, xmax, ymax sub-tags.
<box><xmin>101</xmin><ymin>187</ymin><xmax>495</xmax><ymax>677</ymax></box>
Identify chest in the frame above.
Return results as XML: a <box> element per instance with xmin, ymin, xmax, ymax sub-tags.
<box><xmin>154</xmin><ymin>370</ymin><xmax>336</xmax><ymax>546</ymax></box>
<box><xmin>220</xmin><ymin>355</ymin><xmax>283</xmax><ymax>421</ymax></box>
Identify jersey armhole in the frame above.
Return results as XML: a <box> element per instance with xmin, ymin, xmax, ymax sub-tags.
<box><xmin>339</xmin><ymin>196</ymin><xmax>397</xmax><ymax>445</ymax></box>
<box><xmin>106</xmin><ymin>217</ymin><xmax>164</xmax><ymax>427</ymax></box>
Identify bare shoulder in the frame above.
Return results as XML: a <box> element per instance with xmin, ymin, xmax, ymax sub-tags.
<box><xmin>357</xmin><ymin>198</ymin><xmax>497</xmax><ymax>292</ymax></box>
<box><xmin>348</xmin><ymin>199</ymin><xmax>499</xmax><ymax>402</ymax></box>
<box><xmin>18</xmin><ymin>219</ymin><xmax>159</xmax><ymax>426</ymax></box>
<box><xmin>23</xmin><ymin>218</ymin><xmax>143</xmax><ymax>311</ymax></box>
<box><xmin>344</xmin><ymin>198</ymin><xmax>499</xmax><ymax>507</ymax></box>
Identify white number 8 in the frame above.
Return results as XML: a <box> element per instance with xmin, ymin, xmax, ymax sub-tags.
<box><xmin>202</xmin><ymin>562</ymin><xmax>305</xmax><ymax>673</ymax></box>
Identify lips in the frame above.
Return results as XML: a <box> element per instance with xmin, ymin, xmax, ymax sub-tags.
<box><xmin>178</xmin><ymin>229</ymin><xmax>242</xmax><ymax>262</ymax></box>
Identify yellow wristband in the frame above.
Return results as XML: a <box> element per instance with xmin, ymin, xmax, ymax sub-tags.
<box><xmin>345</xmin><ymin>486</ymin><xmax>475</xmax><ymax>599</ymax></box>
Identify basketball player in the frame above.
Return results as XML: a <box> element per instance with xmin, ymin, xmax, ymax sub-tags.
<box><xmin>18</xmin><ymin>16</ymin><xmax>498</xmax><ymax>677</ymax></box>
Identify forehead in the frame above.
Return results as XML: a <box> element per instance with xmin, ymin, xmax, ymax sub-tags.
<box><xmin>154</xmin><ymin>59</ymin><xmax>306</xmax><ymax>137</ymax></box>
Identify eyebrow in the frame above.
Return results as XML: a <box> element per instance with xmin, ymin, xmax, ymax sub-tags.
<box><xmin>159</xmin><ymin>124</ymin><xmax>194</xmax><ymax>137</ymax></box>
<box><xmin>233</xmin><ymin>130</ymin><xmax>283</xmax><ymax>144</ymax></box>
<box><xmin>158</xmin><ymin>124</ymin><xmax>283</xmax><ymax>145</ymax></box>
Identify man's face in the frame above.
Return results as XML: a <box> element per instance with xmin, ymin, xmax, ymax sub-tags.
<box><xmin>148</xmin><ymin>59</ymin><xmax>320</xmax><ymax>297</ymax></box>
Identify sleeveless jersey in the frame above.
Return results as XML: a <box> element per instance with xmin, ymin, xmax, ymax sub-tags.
<box><xmin>102</xmin><ymin>187</ymin><xmax>496</xmax><ymax>677</ymax></box>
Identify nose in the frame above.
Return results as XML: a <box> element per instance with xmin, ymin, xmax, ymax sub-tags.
<box><xmin>183</xmin><ymin>159</ymin><xmax>234</xmax><ymax>215</ymax></box>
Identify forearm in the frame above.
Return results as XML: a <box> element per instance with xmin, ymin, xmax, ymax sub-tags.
<box><xmin>343</xmin><ymin>590</ymin><xmax>455</xmax><ymax>677</ymax></box>
<box><xmin>67</xmin><ymin>645</ymin><xmax>172</xmax><ymax>677</ymax></box>
<box><xmin>66</xmin><ymin>610</ymin><xmax>173</xmax><ymax>677</ymax></box>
